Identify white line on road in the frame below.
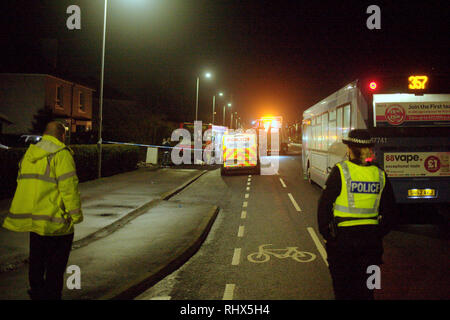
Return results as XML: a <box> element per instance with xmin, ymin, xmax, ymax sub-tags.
<box><xmin>223</xmin><ymin>284</ymin><xmax>235</xmax><ymax>300</ymax></box>
<box><xmin>237</xmin><ymin>225</ymin><xmax>245</xmax><ymax>237</ymax></box>
<box><xmin>279</xmin><ymin>178</ymin><xmax>287</xmax><ymax>188</ymax></box>
<box><xmin>287</xmin><ymin>193</ymin><xmax>302</xmax><ymax>212</ymax></box>
<box><xmin>232</xmin><ymin>248</ymin><xmax>241</xmax><ymax>265</ymax></box>
<box><xmin>247</xmin><ymin>182</ymin><xmax>251</xmax><ymax>186</ymax></box>
<box><xmin>149</xmin><ymin>296</ymin><xmax>171</xmax><ymax>300</ymax></box>
<box><xmin>246</xmin><ymin>186</ymin><xmax>250</xmax><ymax>191</ymax></box>
<box><xmin>245</xmin><ymin>193</ymin><xmax>249</xmax><ymax>199</ymax></box>
<box><xmin>241</xmin><ymin>210</ymin><xmax>247</xmax><ymax>219</ymax></box>
<box><xmin>307</xmin><ymin>227</ymin><xmax>328</xmax><ymax>267</ymax></box>
<box><xmin>242</xmin><ymin>201</ymin><xmax>248</xmax><ymax>208</ymax></box>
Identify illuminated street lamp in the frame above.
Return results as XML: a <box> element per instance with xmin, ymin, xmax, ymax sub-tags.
<box><xmin>195</xmin><ymin>72</ymin><xmax>212</xmax><ymax>121</ymax></box>
<box><xmin>212</xmin><ymin>92</ymin><xmax>224</xmax><ymax>124</ymax></box>
<box><xmin>230</xmin><ymin>111</ymin><xmax>235</xmax><ymax>129</ymax></box>
<box><xmin>223</xmin><ymin>103</ymin><xmax>232</xmax><ymax>126</ymax></box>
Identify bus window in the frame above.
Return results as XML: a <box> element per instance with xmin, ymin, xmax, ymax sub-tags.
<box><xmin>329</xmin><ymin>109</ymin><xmax>336</xmax><ymax>121</ymax></box>
<box><xmin>337</xmin><ymin>107</ymin><xmax>343</xmax><ymax>140</ymax></box>
<box><xmin>328</xmin><ymin>117</ymin><xmax>337</xmax><ymax>148</ymax></box>
<box><xmin>351</xmin><ymin>103</ymin><xmax>356</xmax><ymax>130</ymax></box>
<box><xmin>311</xmin><ymin>117</ymin><xmax>315</xmax><ymax>149</ymax></box>
<box><xmin>316</xmin><ymin>115</ymin><xmax>322</xmax><ymax>150</ymax></box>
<box><xmin>322</xmin><ymin>112</ymin><xmax>328</xmax><ymax>150</ymax></box>
<box><xmin>307</xmin><ymin>123</ymin><xmax>312</xmax><ymax>149</ymax></box>
<box><xmin>343</xmin><ymin>104</ymin><xmax>350</xmax><ymax>138</ymax></box>
<box><xmin>313</xmin><ymin>122</ymin><xmax>318</xmax><ymax>149</ymax></box>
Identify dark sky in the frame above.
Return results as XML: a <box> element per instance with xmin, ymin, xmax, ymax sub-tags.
<box><xmin>2</xmin><ymin>0</ymin><xmax>449</xmax><ymax>125</ymax></box>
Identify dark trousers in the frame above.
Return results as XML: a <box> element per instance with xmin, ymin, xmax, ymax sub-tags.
<box><xmin>28</xmin><ymin>232</ymin><xmax>74</xmax><ymax>300</ymax></box>
<box><xmin>326</xmin><ymin>242</ymin><xmax>382</xmax><ymax>300</ymax></box>
<box><xmin>162</xmin><ymin>151</ymin><xmax>170</xmax><ymax>166</ymax></box>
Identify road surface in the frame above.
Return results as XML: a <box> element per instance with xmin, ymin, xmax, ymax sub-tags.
<box><xmin>136</xmin><ymin>147</ymin><xmax>449</xmax><ymax>300</ymax></box>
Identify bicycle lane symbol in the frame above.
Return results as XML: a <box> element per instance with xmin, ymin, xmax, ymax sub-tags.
<box><xmin>247</xmin><ymin>244</ymin><xmax>316</xmax><ymax>263</ymax></box>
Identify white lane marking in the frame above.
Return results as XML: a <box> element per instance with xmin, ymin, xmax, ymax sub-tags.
<box><xmin>307</xmin><ymin>227</ymin><xmax>328</xmax><ymax>267</ymax></box>
<box><xmin>150</xmin><ymin>296</ymin><xmax>171</xmax><ymax>300</ymax></box>
<box><xmin>248</xmin><ymin>175</ymin><xmax>252</xmax><ymax>177</ymax></box>
<box><xmin>245</xmin><ymin>193</ymin><xmax>249</xmax><ymax>199</ymax></box>
<box><xmin>241</xmin><ymin>211</ymin><xmax>247</xmax><ymax>219</ymax></box>
<box><xmin>232</xmin><ymin>248</ymin><xmax>241</xmax><ymax>265</ymax></box>
<box><xmin>237</xmin><ymin>225</ymin><xmax>245</xmax><ymax>237</ymax></box>
<box><xmin>287</xmin><ymin>193</ymin><xmax>302</xmax><ymax>212</ymax></box>
<box><xmin>242</xmin><ymin>201</ymin><xmax>248</xmax><ymax>208</ymax></box>
<box><xmin>223</xmin><ymin>284</ymin><xmax>235</xmax><ymax>300</ymax></box>
<box><xmin>279</xmin><ymin>178</ymin><xmax>287</xmax><ymax>188</ymax></box>
<box><xmin>247</xmin><ymin>182</ymin><xmax>251</xmax><ymax>186</ymax></box>
<box><xmin>246</xmin><ymin>186</ymin><xmax>250</xmax><ymax>191</ymax></box>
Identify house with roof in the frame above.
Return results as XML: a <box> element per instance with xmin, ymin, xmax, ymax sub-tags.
<box><xmin>0</xmin><ymin>73</ymin><xmax>95</xmax><ymax>136</ymax></box>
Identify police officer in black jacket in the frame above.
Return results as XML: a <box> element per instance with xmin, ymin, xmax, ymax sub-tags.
<box><xmin>317</xmin><ymin>129</ymin><xmax>397</xmax><ymax>300</ymax></box>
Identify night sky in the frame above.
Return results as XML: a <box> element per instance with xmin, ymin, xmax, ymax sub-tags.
<box><xmin>2</xmin><ymin>0</ymin><xmax>449</xmax><ymax>125</ymax></box>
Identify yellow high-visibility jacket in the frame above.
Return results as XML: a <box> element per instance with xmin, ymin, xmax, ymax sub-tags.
<box><xmin>2</xmin><ymin>135</ymin><xmax>83</xmax><ymax>236</ymax></box>
<box><xmin>333</xmin><ymin>160</ymin><xmax>385</xmax><ymax>227</ymax></box>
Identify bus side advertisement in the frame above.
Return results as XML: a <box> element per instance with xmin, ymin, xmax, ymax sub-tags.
<box><xmin>384</xmin><ymin>152</ymin><xmax>450</xmax><ymax>177</ymax></box>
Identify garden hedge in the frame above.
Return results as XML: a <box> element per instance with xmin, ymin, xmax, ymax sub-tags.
<box><xmin>0</xmin><ymin>144</ymin><xmax>140</xmax><ymax>199</ymax></box>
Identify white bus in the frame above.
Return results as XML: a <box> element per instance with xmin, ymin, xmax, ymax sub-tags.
<box><xmin>302</xmin><ymin>74</ymin><xmax>450</xmax><ymax>208</ymax></box>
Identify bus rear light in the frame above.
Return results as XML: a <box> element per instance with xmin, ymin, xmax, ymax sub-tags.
<box><xmin>369</xmin><ymin>81</ymin><xmax>377</xmax><ymax>90</ymax></box>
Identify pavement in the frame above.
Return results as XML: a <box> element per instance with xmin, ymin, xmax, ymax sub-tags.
<box><xmin>0</xmin><ymin>165</ymin><xmax>220</xmax><ymax>300</ymax></box>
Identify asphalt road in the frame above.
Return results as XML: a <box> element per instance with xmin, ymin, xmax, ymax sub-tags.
<box><xmin>136</xmin><ymin>151</ymin><xmax>334</xmax><ymax>300</ymax></box>
<box><xmin>136</xmin><ymin>147</ymin><xmax>449</xmax><ymax>301</ymax></box>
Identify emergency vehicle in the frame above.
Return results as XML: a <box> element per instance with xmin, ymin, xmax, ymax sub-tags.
<box><xmin>178</xmin><ymin>122</ymin><xmax>227</xmax><ymax>164</ymax></box>
<box><xmin>221</xmin><ymin>130</ymin><xmax>260</xmax><ymax>175</ymax></box>
<box><xmin>253</xmin><ymin>116</ymin><xmax>289</xmax><ymax>155</ymax></box>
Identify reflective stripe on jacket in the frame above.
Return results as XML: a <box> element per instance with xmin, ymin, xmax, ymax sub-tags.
<box><xmin>2</xmin><ymin>135</ymin><xmax>83</xmax><ymax>236</ymax></box>
<box><xmin>333</xmin><ymin>160</ymin><xmax>385</xmax><ymax>227</ymax></box>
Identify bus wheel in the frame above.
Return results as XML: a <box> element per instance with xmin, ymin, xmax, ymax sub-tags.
<box><xmin>307</xmin><ymin>165</ymin><xmax>313</xmax><ymax>184</ymax></box>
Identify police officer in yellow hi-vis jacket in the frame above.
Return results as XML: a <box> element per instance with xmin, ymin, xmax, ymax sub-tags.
<box><xmin>318</xmin><ymin>129</ymin><xmax>396</xmax><ymax>300</ymax></box>
<box><xmin>2</xmin><ymin>121</ymin><xmax>83</xmax><ymax>300</ymax></box>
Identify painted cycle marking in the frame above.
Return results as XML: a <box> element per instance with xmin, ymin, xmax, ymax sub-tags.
<box><xmin>247</xmin><ymin>244</ymin><xmax>316</xmax><ymax>263</ymax></box>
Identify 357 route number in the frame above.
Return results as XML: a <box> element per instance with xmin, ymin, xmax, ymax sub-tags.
<box><xmin>408</xmin><ymin>75</ymin><xmax>428</xmax><ymax>90</ymax></box>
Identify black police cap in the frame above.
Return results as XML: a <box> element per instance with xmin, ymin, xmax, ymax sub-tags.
<box><xmin>342</xmin><ymin>129</ymin><xmax>374</xmax><ymax>148</ymax></box>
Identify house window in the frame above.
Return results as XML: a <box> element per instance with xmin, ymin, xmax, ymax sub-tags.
<box><xmin>56</xmin><ymin>85</ymin><xmax>63</xmax><ymax>108</ymax></box>
<box><xmin>79</xmin><ymin>91</ymin><xmax>85</xmax><ymax>112</ymax></box>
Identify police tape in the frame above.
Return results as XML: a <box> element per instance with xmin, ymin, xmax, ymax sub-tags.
<box><xmin>103</xmin><ymin>140</ymin><xmax>208</xmax><ymax>152</ymax></box>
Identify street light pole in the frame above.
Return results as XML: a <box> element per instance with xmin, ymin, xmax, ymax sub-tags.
<box><xmin>222</xmin><ymin>105</ymin><xmax>226</xmax><ymax>126</ymax></box>
<box><xmin>195</xmin><ymin>76</ymin><xmax>199</xmax><ymax>121</ymax></box>
<box><xmin>212</xmin><ymin>92</ymin><xmax>223</xmax><ymax>125</ymax></box>
<box><xmin>224</xmin><ymin>103</ymin><xmax>231</xmax><ymax>128</ymax></box>
<box><xmin>212</xmin><ymin>95</ymin><xmax>215</xmax><ymax>124</ymax></box>
<box><xmin>98</xmin><ymin>0</ymin><xmax>108</xmax><ymax>179</ymax></box>
<box><xmin>195</xmin><ymin>72</ymin><xmax>212</xmax><ymax>122</ymax></box>
<box><xmin>230</xmin><ymin>112</ymin><xmax>233</xmax><ymax>129</ymax></box>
